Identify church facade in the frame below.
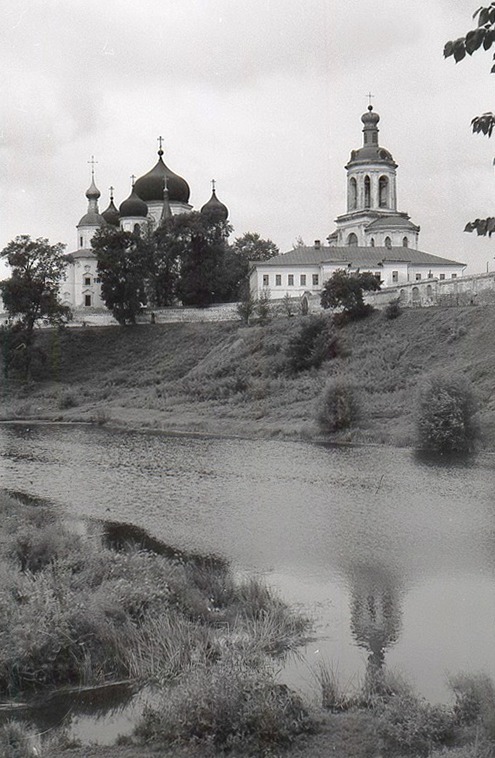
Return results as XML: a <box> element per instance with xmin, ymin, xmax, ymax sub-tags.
<box><xmin>250</xmin><ymin>106</ymin><xmax>465</xmax><ymax>300</ymax></box>
<box><xmin>62</xmin><ymin>144</ymin><xmax>228</xmax><ymax>310</ymax></box>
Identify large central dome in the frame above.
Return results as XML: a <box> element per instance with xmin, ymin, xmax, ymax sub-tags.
<box><xmin>134</xmin><ymin>149</ymin><xmax>190</xmax><ymax>204</ymax></box>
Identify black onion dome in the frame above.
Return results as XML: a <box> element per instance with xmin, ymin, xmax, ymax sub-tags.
<box><xmin>200</xmin><ymin>189</ymin><xmax>228</xmax><ymax>222</ymax></box>
<box><xmin>101</xmin><ymin>198</ymin><xmax>120</xmax><ymax>227</ymax></box>
<box><xmin>85</xmin><ymin>177</ymin><xmax>101</xmax><ymax>200</ymax></box>
<box><xmin>119</xmin><ymin>188</ymin><xmax>148</xmax><ymax>218</ymax></box>
<box><xmin>347</xmin><ymin>105</ymin><xmax>396</xmax><ymax>167</ymax></box>
<box><xmin>134</xmin><ymin>151</ymin><xmax>190</xmax><ymax>204</ymax></box>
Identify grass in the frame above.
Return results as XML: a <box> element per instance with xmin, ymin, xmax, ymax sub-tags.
<box><xmin>0</xmin><ymin>492</ymin><xmax>309</xmax><ymax>698</ymax></box>
<box><xmin>2</xmin><ymin>304</ymin><xmax>495</xmax><ymax>447</ymax></box>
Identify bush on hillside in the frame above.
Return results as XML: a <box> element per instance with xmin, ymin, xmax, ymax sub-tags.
<box><xmin>316</xmin><ymin>378</ymin><xmax>360</xmax><ymax>433</ymax></box>
<box><xmin>286</xmin><ymin>316</ymin><xmax>341</xmax><ymax>373</ymax></box>
<box><xmin>416</xmin><ymin>373</ymin><xmax>479</xmax><ymax>454</ymax></box>
<box><xmin>384</xmin><ymin>298</ymin><xmax>401</xmax><ymax>320</ymax></box>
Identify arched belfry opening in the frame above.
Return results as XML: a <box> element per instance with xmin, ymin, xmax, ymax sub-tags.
<box><xmin>379</xmin><ymin>176</ymin><xmax>389</xmax><ymax>208</ymax></box>
<box><xmin>349</xmin><ymin>177</ymin><xmax>357</xmax><ymax>210</ymax></box>
<box><xmin>347</xmin><ymin>232</ymin><xmax>358</xmax><ymax>246</ymax></box>
<box><xmin>364</xmin><ymin>176</ymin><xmax>371</xmax><ymax>209</ymax></box>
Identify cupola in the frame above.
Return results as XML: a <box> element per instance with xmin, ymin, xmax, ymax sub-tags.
<box><xmin>119</xmin><ymin>179</ymin><xmax>148</xmax><ymax>218</ymax></box>
<box><xmin>200</xmin><ymin>180</ymin><xmax>229</xmax><ymax>222</ymax></box>
<box><xmin>101</xmin><ymin>187</ymin><xmax>120</xmax><ymax>227</ymax></box>
<box><xmin>134</xmin><ymin>144</ymin><xmax>190</xmax><ymax>204</ymax></box>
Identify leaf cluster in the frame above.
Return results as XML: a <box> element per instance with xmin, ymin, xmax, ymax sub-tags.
<box><xmin>320</xmin><ymin>269</ymin><xmax>380</xmax><ymax>319</ymax></box>
<box><xmin>444</xmin><ymin>4</ymin><xmax>495</xmax><ymax>65</ymax></box>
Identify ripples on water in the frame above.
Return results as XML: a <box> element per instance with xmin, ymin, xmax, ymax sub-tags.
<box><xmin>1</xmin><ymin>422</ymin><xmax>495</xmax><ymax>709</ymax></box>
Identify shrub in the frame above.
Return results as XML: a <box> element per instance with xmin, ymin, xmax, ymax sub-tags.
<box><xmin>416</xmin><ymin>373</ymin><xmax>479</xmax><ymax>454</ymax></box>
<box><xmin>236</xmin><ymin>293</ymin><xmax>256</xmax><ymax>325</ymax></box>
<box><xmin>0</xmin><ymin>720</ymin><xmax>40</xmax><ymax>758</ymax></box>
<box><xmin>286</xmin><ymin>316</ymin><xmax>340</xmax><ymax>373</ymax></box>
<box><xmin>384</xmin><ymin>298</ymin><xmax>401</xmax><ymax>320</ymax></box>
<box><xmin>317</xmin><ymin>378</ymin><xmax>360</xmax><ymax>433</ymax></box>
<box><xmin>134</xmin><ymin>656</ymin><xmax>316</xmax><ymax>754</ymax></box>
<box><xmin>449</xmin><ymin>673</ymin><xmax>495</xmax><ymax>740</ymax></box>
<box><xmin>58</xmin><ymin>391</ymin><xmax>78</xmax><ymax>409</ymax></box>
<box><xmin>256</xmin><ymin>291</ymin><xmax>271</xmax><ymax>325</ymax></box>
<box><xmin>377</xmin><ymin>693</ymin><xmax>455</xmax><ymax>756</ymax></box>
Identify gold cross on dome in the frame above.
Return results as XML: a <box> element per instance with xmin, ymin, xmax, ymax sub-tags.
<box><xmin>130</xmin><ymin>174</ymin><xmax>136</xmax><ymax>187</ymax></box>
<box><xmin>211</xmin><ymin>178</ymin><xmax>216</xmax><ymax>192</ymax></box>
<box><xmin>367</xmin><ymin>92</ymin><xmax>374</xmax><ymax>107</ymax></box>
<box><xmin>157</xmin><ymin>136</ymin><xmax>164</xmax><ymax>150</ymax></box>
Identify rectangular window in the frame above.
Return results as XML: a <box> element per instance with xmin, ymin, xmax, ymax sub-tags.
<box><xmin>262</xmin><ymin>274</ymin><xmax>269</xmax><ymax>287</ymax></box>
<box><xmin>392</xmin><ymin>271</ymin><xmax>398</xmax><ymax>283</ymax></box>
<box><xmin>300</xmin><ymin>274</ymin><xmax>306</xmax><ymax>286</ymax></box>
<box><xmin>84</xmin><ymin>295</ymin><xmax>91</xmax><ymax>307</ymax></box>
<box><xmin>288</xmin><ymin>274</ymin><xmax>294</xmax><ymax>286</ymax></box>
<box><xmin>451</xmin><ymin>273</ymin><xmax>457</xmax><ymax>279</ymax></box>
<box><xmin>415</xmin><ymin>273</ymin><xmax>422</xmax><ymax>281</ymax></box>
<box><xmin>312</xmin><ymin>274</ymin><xmax>319</xmax><ymax>286</ymax></box>
<box><xmin>275</xmin><ymin>274</ymin><xmax>282</xmax><ymax>286</ymax></box>
<box><xmin>439</xmin><ymin>273</ymin><xmax>445</xmax><ymax>280</ymax></box>
<box><xmin>84</xmin><ymin>276</ymin><xmax>91</xmax><ymax>286</ymax></box>
<box><xmin>80</xmin><ymin>236</ymin><xmax>83</xmax><ymax>247</ymax></box>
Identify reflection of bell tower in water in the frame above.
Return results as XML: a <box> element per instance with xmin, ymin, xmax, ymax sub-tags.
<box><xmin>348</xmin><ymin>564</ymin><xmax>403</xmax><ymax>690</ymax></box>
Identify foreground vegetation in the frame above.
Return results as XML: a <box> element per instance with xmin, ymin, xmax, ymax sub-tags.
<box><xmin>1</xmin><ymin>303</ymin><xmax>495</xmax><ymax>448</ymax></box>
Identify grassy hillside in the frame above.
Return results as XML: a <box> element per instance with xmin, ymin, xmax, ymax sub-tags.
<box><xmin>2</xmin><ymin>304</ymin><xmax>495</xmax><ymax>446</ymax></box>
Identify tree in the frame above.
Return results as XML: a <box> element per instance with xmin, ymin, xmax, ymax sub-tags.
<box><xmin>231</xmin><ymin>232</ymin><xmax>279</xmax><ymax>262</ymax></box>
<box><xmin>320</xmin><ymin>269</ymin><xmax>380</xmax><ymax>320</ymax></box>
<box><xmin>171</xmin><ymin>213</ymin><xmax>231</xmax><ymax>307</ymax></box>
<box><xmin>0</xmin><ymin>236</ymin><xmax>70</xmax><ymax>376</ymax></box>
<box><xmin>146</xmin><ymin>224</ymin><xmax>180</xmax><ymax>307</ymax></box>
<box><xmin>92</xmin><ymin>227</ymin><xmax>148</xmax><ymax>325</ymax></box>
<box><xmin>444</xmin><ymin>4</ymin><xmax>495</xmax><ymax>235</ymax></box>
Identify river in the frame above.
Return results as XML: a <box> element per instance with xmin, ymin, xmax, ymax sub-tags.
<box><xmin>1</xmin><ymin>422</ymin><xmax>494</xmax><ymax>711</ymax></box>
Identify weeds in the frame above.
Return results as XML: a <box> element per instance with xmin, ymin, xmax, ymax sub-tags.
<box><xmin>134</xmin><ymin>654</ymin><xmax>316</xmax><ymax>754</ymax></box>
<box><xmin>0</xmin><ymin>720</ymin><xmax>40</xmax><ymax>758</ymax></box>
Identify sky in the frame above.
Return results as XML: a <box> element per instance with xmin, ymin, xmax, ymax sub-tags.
<box><xmin>1</xmin><ymin>0</ymin><xmax>495</xmax><ymax>278</ymax></box>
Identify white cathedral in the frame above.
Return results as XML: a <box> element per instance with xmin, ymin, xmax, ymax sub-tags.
<box><xmin>62</xmin><ymin>143</ymin><xmax>228</xmax><ymax>310</ymax></box>
<box><xmin>250</xmin><ymin>105</ymin><xmax>466</xmax><ymax>299</ymax></box>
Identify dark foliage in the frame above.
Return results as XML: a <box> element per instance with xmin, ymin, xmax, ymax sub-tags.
<box><xmin>321</xmin><ymin>269</ymin><xmax>380</xmax><ymax>321</ymax></box>
<box><xmin>0</xmin><ymin>236</ymin><xmax>71</xmax><ymax>377</ymax></box>
<box><xmin>384</xmin><ymin>298</ymin><xmax>402</xmax><ymax>320</ymax></box>
<box><xmin>286</xmin><ymin>316</ymin><xmax>340</xmax><ymax>372</ymax></box>
<box><xmin>416</xmin><ymin>373</ymin><xmax>479</xmax><ymax>454</ymax></box>
<box><xmin>317</xmin><ymin>378</ymin><xmax>360</xmax><ymax>434</ymax></box>
<box><xmin>444</xmin><ymin>5</ymin><xmax>495</xmax><ymax>235</ymax></box>
<box><xmin>92</xmin><ymin>227</ymin><xmax>148</xmax><ymax>325</ymax></box>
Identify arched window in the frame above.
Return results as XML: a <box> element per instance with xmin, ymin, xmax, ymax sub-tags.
<box><xmin>402</xmin><ymin>237</ymin><xmax>408</xmax><ymax>248</ymax></box>
<box><xmin>384</xmin><ymin>236</ymin><xmax>392</xmax><ymax>249</ymax></box>
<box><xmin>133</xmin><ymin>223</ymin><xmax>141</xmax><ymax>235</ymax></box>
<box><xmin>379</xmin><ymin>176</ymin><xmax>389</xmax><ymax>208</ymax></box>
<box><xmin>364</xmin><ymin>176</ymin><xmax>371</xmax><ymax>208</ymax></box>
<box><xmin>426</xmin><ymin>284</ymin><xmax>433</xmax><ymax>300</ymax></box>
<box><xmin>370</xmin><ymin>237</ymin><xmax>375</xmax><ymax>247</ymax></box>
<box><xmin>349</xmin><ymin>178</ymin><xmax>357</xmax><ymax>210</ymax></box>
<box><xmin>347</xmin><ymin>233</ymin><xmax>358</xmax><ymax>247</ymax></box>
<box><xmin>412</xmin><ymin>286</ymin><xmax>420</xmax><ymax>305</ymax></box>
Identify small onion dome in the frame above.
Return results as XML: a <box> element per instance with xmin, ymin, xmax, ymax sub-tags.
<box><xmin>361</xmin><ymin>104</ymin><xmax>380</xmax><ymax>127</ymax></box>
<box><xmin>85</xmin><ymin>176</ymin><xmax>101</xmax><ymax>201</ymax></box>
<box><xmin>134</xmin><ymin>149</ymin><xmax>190</xmax><ymax>204</ymax></box>
<box><xmin>102</xmin><ymin>198</ymin><xmax>120</xmax><ymax>227</ymax></box>
<box><xmin>200</xmin><ymin>188</ymin><xmax>228</xmax><ymax>222</ymax></box>
<box><xmin>119</xmin><ymin>188</ymin><xmax>148</xmax><ymax>218</ymax></box>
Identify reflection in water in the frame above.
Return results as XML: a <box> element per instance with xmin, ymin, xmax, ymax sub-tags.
<box><xmin>1</xmin><ymin>423</ymin><xmax>495</xmax><ymax>705</ymax></box>
<box><xmin>348</xmin><ymin>564</ymin><xmax>403</xmax><ymax>692</ymax></box>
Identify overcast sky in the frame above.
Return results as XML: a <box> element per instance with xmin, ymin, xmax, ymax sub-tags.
<box><xmin>1</xmin><ymin>0</ymin><xmax>495</xmax><ymax>278</ymax></box>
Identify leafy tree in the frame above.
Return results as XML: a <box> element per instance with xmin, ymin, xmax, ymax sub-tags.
<box><xmin>170</xmin><ymin>213</ymin><xmax>231</xmax><ymax>307</ymax></box>
<box><xmin>236</xmin><ymin>291</ymin><xmax>256</xmax><ymax>325</ymax></box>
<box><xmin>231</xmin><ymin>232</ymin><xmax>279</xmax><ymax>262</ymax></box>
<box><xmin>286</xmin><ymin>315</ymin><xmax>341</xmax><ymax>373</ymax></box>
<box><xmin>320</xmin><ymin>269</ymin><xmax>380</xmax><ymax>320</ymax></box>
<box><xmin>444</xmin><ymin>4</ymin><xmax>495</xmax><ymax>235</ymax></box>
<box><xmin>92</xmin><ymin>227</ymin><xmax>148</xmax><ymax>325</ymax></box>
<box><xmin>0</xmin><ymin>236</ymin><xmax>70</xmax><ymax>377</ymax></box>
<box><xmin>255</xmin><ymin>290</ymin><xmax>271</xmax><ymax>325</ymax></box>
<box><xmin>146</xmin><ymin>224</ymin><xmax>180</xmax><ymax>307</ymax></box>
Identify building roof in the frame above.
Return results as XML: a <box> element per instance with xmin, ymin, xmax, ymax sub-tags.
<box><xmin>257</xmin><ymin>246</ymin><xmax>465</xmax><ymax>268</ymax></box>
<box><xmin>66</xmin><ymin>248</ymin><xmax>97</xmax><ymax>261</ymax></box>
<box><xmin>366</xmin><ymin>215</ymin><xmax>420</xmax><ymax>232</ymax></box>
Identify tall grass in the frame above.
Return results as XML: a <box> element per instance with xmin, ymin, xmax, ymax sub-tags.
<box><xmin>416</xmin><ymin>372</ymin><xmax>480</xmax><ymax>454</ymax></box>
